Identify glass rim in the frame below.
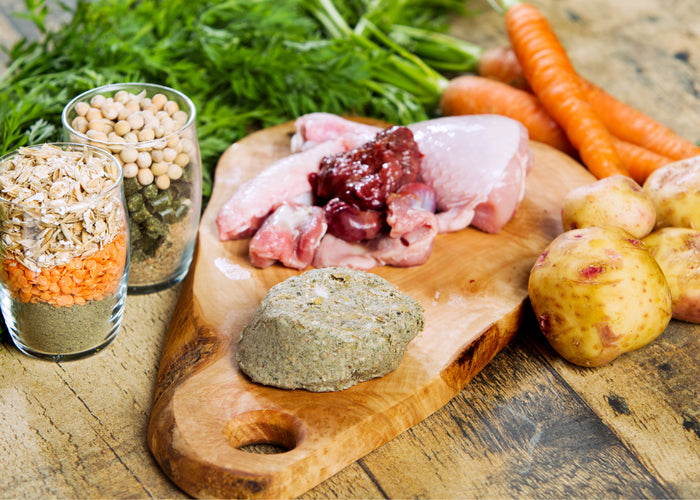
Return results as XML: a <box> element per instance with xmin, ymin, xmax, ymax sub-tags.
<box><xmin>0</xmin><ymin>142</ymin><xmax>124</xmax><ymax>210</ymax></box>
<box><xmin>61</xmin><ymin>82</ymin><xmax>197</xmax><ymax>149</ymax></box>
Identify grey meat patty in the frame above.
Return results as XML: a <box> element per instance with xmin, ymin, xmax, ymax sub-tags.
<box><xmin>236</xmin><ymin>267</ymin><xmax>424</xmax><ymax>392</ymax></box>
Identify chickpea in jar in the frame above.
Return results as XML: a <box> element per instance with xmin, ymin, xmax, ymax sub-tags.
<box><xmin>63</xmin><ymin>83</ymin><xmax>202</xmax><ymax>293</ymax></box>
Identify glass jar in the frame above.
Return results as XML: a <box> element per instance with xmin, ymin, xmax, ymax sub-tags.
<box><xmin>62</xmin><ymin>82</ymin><xmax>202</xmax><ymax>294</ymax></box>
<box><xmin>0</xmin><ymin>143</ymin><xmax>129</xmax><ymax>361</ymax></box>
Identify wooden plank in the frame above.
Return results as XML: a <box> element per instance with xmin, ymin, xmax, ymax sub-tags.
<box><xmin>0</xmin><ymin>286</ymin><xmax>187</xmax><ymax>498</ymax></box>
<box><xmin>304</xmin><ymin>329</ymin><xmax>674</xmax><ymax>498</ymax></box>
<box><xmin>525</xmin><ymin>313</ymin><xmax>700</xmax><ymax>497</ymax></box>
<box><xmin>449</xmin><ymin>0</ymin><xmax>700</xmax><ymax>141</ymax></box>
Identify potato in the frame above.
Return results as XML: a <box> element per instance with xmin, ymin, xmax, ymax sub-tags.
<box><xmin>561</xmin><ymin>175</ymin><xmax>656</xmax><ymax>238</ymax></box>
<box><xmin>643</xmin><ymin>227</ymin><xmax>700</xmax><ymax>323</ymax></box>
<box><xmin>528</xmin><ymin>226</ymin><xmax>672</xmax><ymax>367</ymax></box>
<box><xmin>643</xmin><ymin>156</ymin><xmax>700</xmax><ymax>229</ymax></box>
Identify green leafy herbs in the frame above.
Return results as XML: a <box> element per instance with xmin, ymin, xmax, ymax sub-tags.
<box><xmin>1</xmin><ymin>0</ymin><xmax>477</xmax><ymax>201</ymax></box>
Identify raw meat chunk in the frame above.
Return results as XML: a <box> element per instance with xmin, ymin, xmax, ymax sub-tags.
<box><xmin>216</xmin><ymin>139</ymin><xmax>343</xmax><ymax>241</ymax></box>
<box><xmin>291</xmin><ymin>112</ymin><xmax>380</xmax><ymax>152</ymax></box>
<box><xmin>311</xmin><ymin>125</ymin><xmax>422</xmax><ymax>211</ymax></box>
<box><xmin>293</xmin><ymin>113</ymin><xmax>532</xmax><ymax>234</ymax></box>
<box><xmin>408</xmin><ymin>115</ymin><xmax>532</xmax><ymax>233</ymax></box>
<box><xmin>248</xmin><ymin>203</ymin><xmax>327</xmax><ymax>269</ymax></box>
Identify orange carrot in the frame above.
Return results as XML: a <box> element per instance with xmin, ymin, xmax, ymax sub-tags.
<box><xmin>475</xmin><ymin>44</ymin><xmax>700</xmax><ymax>162</ymax></box>
<box><xmin>503</xmin><ymin>2</ymin><xmax>627</xmax><ymax>179</ymax></box>
<box><xmin>579</xmin><ymin>79</ymin><xmax>700</xmax><ymax>161</ymax></box>
<box><xmin>440</xmin><ymin>74</ymin><xmax>670</xmax><ymax>182</ymax></box>
<box><xmin>440</xmin><ymin>74</ymin><xmax>576</xmax><ymax>155</ymax></box>
<box><xmin>476</xmin><ymin>46</ymin><xmax>531</xmax><ymax>91</ymax></box>
<box><xmin>612</xmin><ymin>137</ymin><xmax>673</xmax><ymax>185</ymax></box>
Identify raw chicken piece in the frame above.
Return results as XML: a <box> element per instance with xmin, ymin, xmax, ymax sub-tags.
<box><xmin>408</xmin><ymin>115</ymin><xmax>532</xmax><ymax>234</ymax></box>
<box><xmin>216</xmin><ymin>139</ymin><xmax>344</xmax><ymax>241</ymax></box>
<box><xmin>248</xmin><ymin>203</ymin><xmax>327</xmax><ymax>269</ymax></box>
<box><xmin>313</xmin><ymin>184</ymin><xmax>439</xmax><ymax>271</ymax></box>
<box><xmin>470</xmin><ymin>155</ymin><xmax>528</xmax><ymax>233</ymax></box>
<box><xmin>291</xmin><ymin>113</ymin><xmax>380</xmax><ymax>152</ymax></box>
<box><xmin>386</xmin><ymin>183</ymin><xmax>437</xmax><ymax>242</ymax></box>
<box><xmin>292</xmin><ymin>113</ymin><xmax>532</xmax><ymax>234</ymax></box>
<box><xmin>218</xmin><ymin>112</ymin><xmax>531</xmax><ymax>272</ymax></box>
<box><xmin>311</xmin><ymin>235</ymin><xmax>381</xmax><ymax>270</ymax></box>
<box><xmin>312</xmin><ymin>227</ymin><xmax>437</xmax><ymax>270</ymax></box>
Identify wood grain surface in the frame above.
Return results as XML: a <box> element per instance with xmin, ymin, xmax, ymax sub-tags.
<box><xmin>1</xmin><ymin>0</ymin><xmax>699</xmax><ymax>498</ymax></box>
<box><xmin>147</xmin><ymin>120</ymin><xmax>594</xmax><ymax>498</ymax></box>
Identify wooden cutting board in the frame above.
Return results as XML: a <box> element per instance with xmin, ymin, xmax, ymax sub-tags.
<box><xmin>147</xmin><ymin>120</ymin><xmax>595</xmax><ymax>499</ymax></box>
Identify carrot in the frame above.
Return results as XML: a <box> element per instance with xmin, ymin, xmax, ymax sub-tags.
<box><xmin>476</xmin><ymin>43</ymin><xmax>700</xmax><ymax>163</ymax></box>
<box><xmin>502</xmin><ymin>2</ymin><xmax>627</xmax><ymax>179</ymax></box>
<box><xmin>440</xmin><ymin>74</ymin><xmax>671</xmax><ymax>182</ymax></box>
<box><xmin>0</xmin><ymin>232</ymin><xmax>128</xmax><ymax>307</ymax></box>
<box><xmin>477</xmin><ymin>46</ymin><xmax>531</xmax><ymax>91</ymax></box>
<box><xmin>579</xmin><ymin>79</ymin><xmax>700</xmax><ymax>161</ymax></box>
<box><xmin>612</xmin><ymin>137</ymin><xmax>674</xmax><ymax>185</ymax></box>
<box><xmin>440</xmin><ymin>74</ymin><xmax>576</xmax><ymax>155</ymax></box>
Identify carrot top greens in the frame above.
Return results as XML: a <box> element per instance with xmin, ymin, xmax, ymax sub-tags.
<box><xmin>0</xmin><ymin>0</ymin><xmax>478</xmax><ymax>202</ymax></box>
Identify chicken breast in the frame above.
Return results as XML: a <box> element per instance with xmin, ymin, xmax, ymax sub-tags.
<box><xmin>216</xmin><ymin>139</ymin><xmax>344</xmax><ymax>241</ymax></box>
<box><xmin>291</xmin><ymin>113</ymin><xmax>532</xmax><ymax>234</ymax></box>
<box><xmin>408</xmin><ymin>115</ymin><xmax>532</xmax><ymax>233</ymax></box>
<box><xmin>216</xmin><ymin>113</ymin><xmax>531</xmax><ymax>271</ymax></box>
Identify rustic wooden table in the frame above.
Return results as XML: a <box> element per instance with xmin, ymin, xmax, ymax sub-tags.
<box><xmin>1</xmin><ymin>0</ymin><xmax>699</xmax><ymax>498</ymax></box>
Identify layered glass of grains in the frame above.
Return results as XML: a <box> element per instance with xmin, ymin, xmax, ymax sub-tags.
<box><xmin>0</xmin><ymin>143</ymin><xmax>129</xmax><ymax>361</ymax></box>
<box><xmin>62</xmin><ymin>83</ymin><xmax>202</xmax><ymax>293</ymax></box>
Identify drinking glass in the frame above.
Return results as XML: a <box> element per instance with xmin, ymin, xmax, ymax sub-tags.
<box><xmin>0</xmin><ymin>143</ymin><xmax>129</xmax><ymax>361</ymax></box>
<box><xmin>62</xmin><ymin>82</ymin><xmax>202</xmax><ymax>293</ymax></box>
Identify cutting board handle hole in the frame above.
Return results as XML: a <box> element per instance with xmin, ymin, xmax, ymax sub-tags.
<box><xmin>223</xmin><ymin>410</ymin><xmax>305</xmax><ymax>454</ymax></box>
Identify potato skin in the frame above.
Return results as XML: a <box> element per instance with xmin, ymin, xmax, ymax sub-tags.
<box><xmin>528</xmin><ymin>226</ymin><xmax>672</xmax><ymax>367</ymax></box>
<box><xmin>561</xmin><ymin>175</ymin><xmax>655</xmax><ymax>238</ymax></box>
<box><xmin>643</xmin><ymin>156</ymin><xmax>700</xmax><ymax>229</ymax></box>
<box><xmin>643</xmin><ymin>227</ymin><xmax>700</xmax><ymax>323</ymax></box>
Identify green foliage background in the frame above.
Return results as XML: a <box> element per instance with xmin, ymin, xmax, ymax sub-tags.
<box><xmin>0</xmin><ymin>0</ymin><xmax>478</xmax><ymax>201</ymax></box>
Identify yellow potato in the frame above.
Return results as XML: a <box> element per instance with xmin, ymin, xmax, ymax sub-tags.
<box><xmin>528</xmin><ymin>226</ymin><xmax>672</xmax><ymax>367</ymax></box>
<box><xmin>561</xmin><ymin>175</ymin><xmax>656</xmax><ymax>238</ymax></box>
<box><xmin>643</xmin><ymin>227</ymin><xmax>700</xmax><ymax>323</ymax></box>
<box><xmin>643</xmin><ymin>156</ymin><xmax>700</xmax><ymax>229</ymax></box>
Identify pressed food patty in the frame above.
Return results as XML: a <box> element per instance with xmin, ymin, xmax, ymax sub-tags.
<box><xmin>236</xmin><ymin>267</ymin><xmax>424</xmax><ymax>392</ymax></box>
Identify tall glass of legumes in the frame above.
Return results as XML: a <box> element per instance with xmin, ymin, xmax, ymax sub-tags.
<box><xmin>62</xmin><ymin>83</ymin><xmax>203</xmax><ymax>293</ymax></box>
<box><xmin>0</xmin><ymin>143</ymin><xmax>130</xmax><ymax>361</ymax></box>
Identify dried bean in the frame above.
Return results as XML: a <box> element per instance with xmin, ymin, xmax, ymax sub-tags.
<box><xmin>123</xmin><ymin>162</ymin><xmax>138</xmax><ymax>178</ymax></box>
<box><xmin>68</xmin><ymin>87</ymin><xmax>198</xmax><ymax>275</ymax></box>
<box><xmin>155</xmin><ymin>175</ymin><xmax>170</xmax><ymax>190</ymax></box>
<box><xmin>150</xmin><ymin>162</ymin><xmax>168</xmax><ymax>176</ymax></box>
<box><xmin>120</xmin><ymin>147</ymin><xmax>138</xmax><ymax>164</ymax></box>
<box><xmin>136</xmin><ymin>151</ymin><xmax>152</xmax><ymax>169</ymax></box>
<box><xmin>137</xmin><ymin>168</ymin><xmax>154</xmax><ymax>186</ymax></box>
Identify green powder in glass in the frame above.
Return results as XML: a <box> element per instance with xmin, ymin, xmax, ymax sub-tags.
<box><xmin>11</xmin><ymin>294</ymin><xmax>120</xmax><ymax>355</ymax></box>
